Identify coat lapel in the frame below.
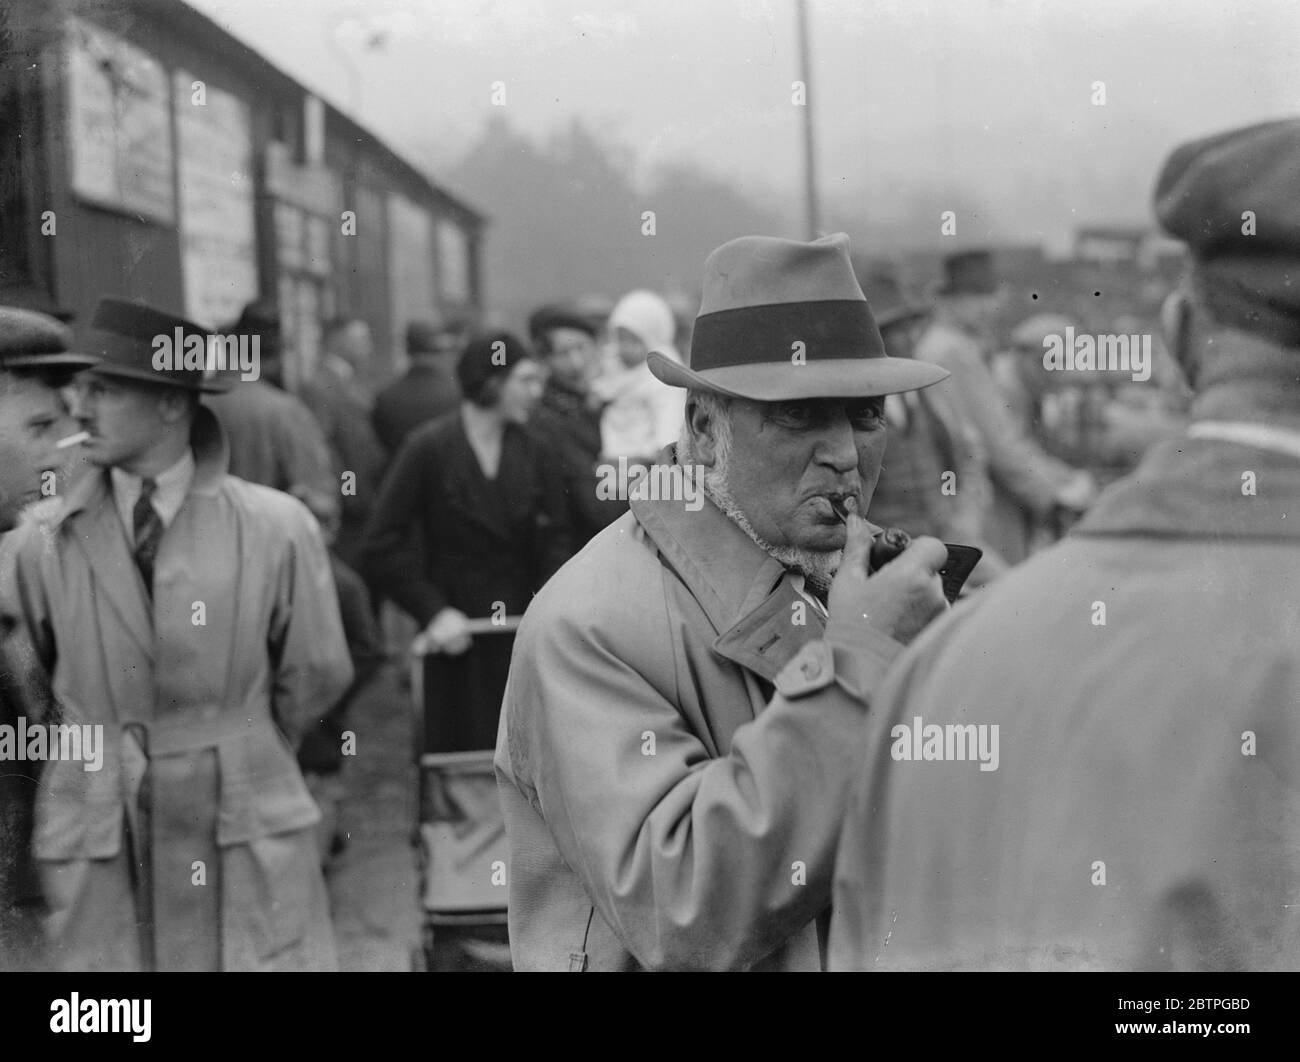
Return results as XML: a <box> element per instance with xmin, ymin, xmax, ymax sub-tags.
<box><xmin>630</xmin><ymin>453</ymin><xmax>829</xmax><ymax>688</ymax></box>
<box><xmin>60</xmin><ymin>474</ymin><xmax>156</xmax><ymax>663</ymax></box>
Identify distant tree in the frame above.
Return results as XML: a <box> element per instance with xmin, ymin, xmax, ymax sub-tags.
<box><xmin>450</xmin><ymin>115</ymin><xmax>785</xmax><ymax>330</ymax></box>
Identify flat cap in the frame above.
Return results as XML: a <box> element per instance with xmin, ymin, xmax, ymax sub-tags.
<box><xmin>1155</xmin><ymin>118</ymin><xmax>1300</xmax><ymax>344</ymax></box>
<box><xmin>0</xmin><ymin>306</ymin><xmax>100</xmax><ymax>370</ymax></box>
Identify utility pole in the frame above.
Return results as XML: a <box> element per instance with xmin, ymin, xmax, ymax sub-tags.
<box><xmin>795</xmin><ymin>0</ymin><xmax>821</xmax><ymax>238</ymax></box>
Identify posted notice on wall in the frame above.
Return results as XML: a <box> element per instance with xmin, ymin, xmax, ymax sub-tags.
<box><xmin>65</xmin><ymin>17</ymin><xmax>175</xmax><ymax>226</ymax></box>
<box><xmin>174</xmin><ymin>71</ymin><xmax>258</xmax><ymax>328</ymax></box>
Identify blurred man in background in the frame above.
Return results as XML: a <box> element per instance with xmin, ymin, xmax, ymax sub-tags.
<box><xmin>527</xmin><ymin>303</ymin><xmax>623</xmax><ymax>546</ymax></box>
<box><xmin>372</xmin><ymin>317</ymin><xmax>467</xmax><ymax>457</ymax></box>
<box><xmin>0</xmin><ymin>307</ymin><xmax>98</xmax><ymax>972</ymax></box>
<box><xmin>916</xmin><ymin>251</ymin><xmax>1097</xmax><ymax>563</ymax></box>
<box><xmin>204</xmin><ymin>300</ymin><xmax>337</xmax><ymax>508</ymax></box>
<box><xmin>831</xmin><ymin>118</ymin><xmax>1300</xmax><ymax>971</ymax></box>
<box><xmin>300</xmin><ymin>316</ymin><xmax>386</xmax><ymax>569</ymax></box>
<box><xmin>856</xmin><ymin>265</ymin><xmax>1008</xmax><ymax>586</ymax></box>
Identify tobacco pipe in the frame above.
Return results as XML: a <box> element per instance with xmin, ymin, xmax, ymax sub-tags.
<box><xmin>829</xmin><ymin>495</ymin><xmax>982</xmax><ymax>602</ymax></box>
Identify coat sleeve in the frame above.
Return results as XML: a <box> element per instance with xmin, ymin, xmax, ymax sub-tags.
<box><xmin>932</xmin><ymin>338</ymin><xmax>1075</xmax><ymax>514</ymax></box>
<box><xmin>506</xmin><ymin>599</ymin><xmax>904</xmax><ymax>970</ymax></box>
<box><xmin>357</xmin><ymin>434</ymin><xmax>448</xmax><ymax>627</ymax></box>
<box><xmin>266</xmin><ymin>502</ymin><xmax>355</xmax><ymax>749</ymax></box>
<box><xmin>280</xmin><ymin>397</ymin><xmax>338</xmax><ymax>504</ymax></box>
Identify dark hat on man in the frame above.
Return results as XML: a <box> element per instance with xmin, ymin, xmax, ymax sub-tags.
<box><xmin>456</xmin><ymin>330</ymin><xmax>532</xmax><ymax>402</ymax></box>
<box><xmin>0</xmin><ymin>306</ymin><xmax>101</xmax><ymax>371</ymax></box>
<box><xmin>1156</xmin><ymin>118</ymin><xmax>1300</xmax><ymax>346</ymax></box>
<box><xmin>528</xmin><ymin>304</ymin><xmax>598</xmax><ymax>349</ymax></box>
<box><xmin>855</xmin><ymin>267</ymin><xmax>931</xmax><ymax>331</ymax></box>
<box><xmin>230</xmin><ymin>299</ymin><xmax>280</xmax><ymax>335</ymax></box>
<box><xmin>935</xmin><ymin>250</ymin><xmax>999</xmax><ymax>297</ymax></box>
<box><xmin>83</xmin><ymin>297</ymin><xmax>229</xmax><ymax>392</ymax></box>
<box><xmin>647</xmin><ymin>233</ymin><xmax>947</xmax><ymax>401</ymax></box>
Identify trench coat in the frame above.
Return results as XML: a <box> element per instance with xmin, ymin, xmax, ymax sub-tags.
<box><xmin>829</xmin><ymin>434</ymin><xmax>1300</xmax><ymax>970</ymax></box>
<box><xmin>495</xmin><ymin>450</ymin><xmax>907</xmax><ymax>970</ymax></box>
<box><xmin>0</xmin><ymin>406</ymin><xmax>353</xmax><ymax>971</ymax></box>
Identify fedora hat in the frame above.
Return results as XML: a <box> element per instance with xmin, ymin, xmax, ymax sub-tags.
<box><xmin>0</xmin><ymin>306</ymin><xmax>101</xmax><ymax>371</ymax></box>
<box><xmin>83</xmin><ymin>298</ymin><xmax>230</xmax><ymax>393</ymax></box>
<box><xmin>647</xmin><ymin>234</ymin><xmax>947</xmax><ymax>401</ymax></box>
<box><xmin>936</xmin><ymin>250</ymin><xmax>999</xmax><ymax>296</ymax></box>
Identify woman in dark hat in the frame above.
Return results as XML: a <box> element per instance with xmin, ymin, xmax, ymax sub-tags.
<box><xmin>359</xmin><ymin>331</ymin><xmax>572</xmax><ymax>752</ymax></box>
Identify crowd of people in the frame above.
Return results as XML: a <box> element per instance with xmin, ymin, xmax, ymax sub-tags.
<box><xmin>0</xmin><ymin>116</ymin><xmax>1293</xmax><ymax>972</ymax></box>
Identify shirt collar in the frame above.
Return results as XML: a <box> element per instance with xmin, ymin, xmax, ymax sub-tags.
<box><xmin>111</xmin><ymin>448</ymin><xmax>196</xmax><ymax>534</ymax></box>
<box><xmin>789</xmin><ymin>572</ymin><xmax>831</xmax><ymax>620</ymax></box>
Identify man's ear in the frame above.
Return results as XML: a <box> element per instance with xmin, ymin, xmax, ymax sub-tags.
<box><xmin>155</xmin><ymin>387</ymin><xmax>194</xmax><ymax>426</ymax></box>
<box><xmin>686</xmin><ymin>395</ymin><xmax>719</xmax><ymax>466</ymax></box>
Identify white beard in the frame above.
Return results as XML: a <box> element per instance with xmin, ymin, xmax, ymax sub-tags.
<box><xmin>681</xmin><ymin>398</ymin><xmax>842</xmax><ymax>595</ymax></box>
<box><xmin>703</xmin><ymin>478</ymin><xmax>843</xmax><ymax>595</ymax></box>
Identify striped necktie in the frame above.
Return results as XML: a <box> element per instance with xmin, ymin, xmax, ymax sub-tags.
<box><xmin>133</xmin><ymin>478</ymin><xmax>163</xmax><ymax>594</ymax></box>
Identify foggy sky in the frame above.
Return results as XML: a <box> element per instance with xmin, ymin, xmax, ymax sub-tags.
<box><xmin>186</xmin><ymin>0</ymin><xmax>1300</xmax><ymax>252</ymax></box>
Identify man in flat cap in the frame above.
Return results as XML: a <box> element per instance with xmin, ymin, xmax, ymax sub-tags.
<box><xmin>495</xmin><ymin>234</ymin><xmax>955</xmax><ymax>970</ymax></box>
<box><xmin>0</xmin><ymin>307</ymin><xmax>98</xmax><ymax>970</ymax></box>
<box><xmin>1</xmin><ymin>298</ymin><xmax>352</xmax><ymax>971</ymax></box>
<box><xmin>527</xmin><ymin>303</ymin><xmax>623</xmax><ymax>545</ymax></box>
<box><xmin>830</xmin><ymin>118</ymin><xmax>1300</xmax><ymax>971</ymax></box>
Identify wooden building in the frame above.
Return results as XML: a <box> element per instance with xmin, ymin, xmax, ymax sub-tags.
<box><xmin>1</xmin><ymin>0</ymin><xmax>486</xmax><ymax>387</ymax></box>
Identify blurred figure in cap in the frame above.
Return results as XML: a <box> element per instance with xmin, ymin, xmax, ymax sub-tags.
<box><xmin>916</xmin><ymin>250</ymin><xmax>1097</xmax><ymax>557</ymax></box>
<box><xmin>203</xmin><ymin>299</ymin><xmax>337</xmax><ymax>514</ymax></box>
<box><xmin>0</xmin><ymin>306</ymin><xmax>98</xmax><ymax>972</ymax></box>
<box><xmin>299</xmin><ymin>316</ymin><xmax>386</xmax><ymax>570</ymax></box>
<box><xmin>831</xmin><ymin>118</ymin><xmax>1300</xmax><ymax>971</ymax></box>
<box><xmin>527</xmin><ymin>303</ymin><xmax>623</xmax><ymax>545</ymax></box>
<box><xmin>1</xmin><ymin>297</ymin><xmax>351</xmax><ymax>971</ymax></box>
<box><xmin>371</xmin><ymin>316</ymin><xmax>468</xmax><ymax>457</ymax></box>
<box><xmin>856</xmin><ymin>263</ymin><xmax>1008</xmax><ymax>586</ymax></box>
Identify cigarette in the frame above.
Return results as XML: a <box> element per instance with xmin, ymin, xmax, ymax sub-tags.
<box><xmin>56</xmin><ymin>431</ymin><xmax>90</xmax><ymax>449</ymax></box>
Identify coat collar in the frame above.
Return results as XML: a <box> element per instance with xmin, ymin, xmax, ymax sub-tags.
<box><xmin>630</xmin><ymin>447</ymin><xmax>851</xmax><ymax>684</ymax></box>
<box><xmin>41</xmin><ymin>407</ymin><xmax>231</xmax><ymax>660</ymax></box>
<box><xmin>1074</xmin><ymin>434</ymin><xmax>1300</xmax><ymax>542</ymax></box>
